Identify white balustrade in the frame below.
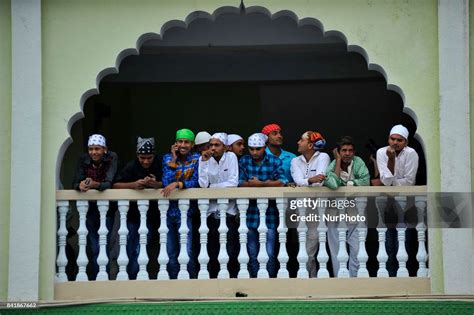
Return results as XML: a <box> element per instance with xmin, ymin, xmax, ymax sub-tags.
<box><xmin>56</xmin><ymin>201</ymin><xmax>70</xmax><ymax>283</ymax></box>
<box><xmin>137</xmin><ymin>200</ymin><xmax>149</xmax><ymax>280</ymax></box>
<box><xmin>157</xmin><ymin>200</ymin><xmax>170</xmax><ymax>280</ymax></box>
<box><xmin>177</xmin><ymin>199</ymin><xmax>190</xmax><ymax>280</ymax></box>
<box><xmin>296</xmin><ymin>202</ymin><xmax>309</xmax><ymax>279</ymax></box>
<box><xmin>335</xmin><ymin>200</ymin><xmax>349</xmax><ymax>278</ymax></box>
<box><xmin>375</xmin><ymin>196</ymin><xmax>389</xmax><ymax>277</ymax></box>
<box><xmin>96</xmin><ymin>200</ymin><xmax>110</xmax><ymax>281</ymax></box>
<box><xmin>394</xmin><ymin>196</ymin><xmax>409</xmax><ymax>277</ymax></box>
<box><xmin>276</xmin><ymin>198</ymin><xmax>289</xmax><ymax>278</ymax></box>
<box><xmin>217</xmin><ymin>199</ymin><xmax>230</xmax><ymax>279</ymax></box>
<box><xmin>117</xmin><ymin>200</ymin><xmax>130</xmax><ymax>280</ymax></box>
<box><xmin>316</xmin><ymin>201</ymin><xmax>329</xmax><ymax>278</ymax></box>
<box><xmin>76</xmin><ymin>200</ymin><xmax>89</xmax><ymax>281</ymax></box>
<box><xmin>237</xmin><ymin>199</ymin><xmax>250</xmax><ymax>279</ymax></box>
<box><xmin>256</xmin><ymin>199</ymin><xmax>269</xmax><ymax>278</ymax></box>
<box><xmin>355</xmin><ymin>197</ymin><xmax>369</xmax><ymax>278</ymax></box>
<box><xmin>415</xmin><ymin>196</ymin><xmax>429</xmax><ymax>277</ymax></box>
<box><xmin>197</xmin><ymin>199</ymin><xmax>210</xmax><ymax>279</ymax></box>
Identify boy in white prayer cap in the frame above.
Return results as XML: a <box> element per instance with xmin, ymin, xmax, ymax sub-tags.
<box><xmin>227</xmin><ymin>134</ymin><xmax>245</xmax><ymax>159</ymax></box>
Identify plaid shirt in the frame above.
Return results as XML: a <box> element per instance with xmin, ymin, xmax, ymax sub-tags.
<box><xmin>162</xmin><ymin>152</ymin><xmax>200</xmax><ymax>217</ymax></box>
<box><xmin>73</xmin><ymin>151</ymin><xmax>118</xmax><ymax>191</ymax></box>
<box><xmin>238</xmin><ymin>153</ymin><xmax>288</xmax><ymax>229</ymax></box>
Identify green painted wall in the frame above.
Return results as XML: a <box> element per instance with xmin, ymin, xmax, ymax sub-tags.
<box><xmin>41</xmin><ymin>0</ymin><xmax>441</xmax><ymax>299</ymax></box>
<box><xmin>0</xmin><ymin>0</ymin><xmax>11</xmax><ymax>301</ymax></box>
<box><xmin>470</xmin><ymin>1</ymin><xmax>474</xmax><ymax>193</ymax></box>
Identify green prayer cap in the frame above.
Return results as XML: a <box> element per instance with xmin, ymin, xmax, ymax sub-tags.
<box><xmin>176</xmin><ymin>129</ymin><xmax>195</xmax><ymax>141</ymax></box>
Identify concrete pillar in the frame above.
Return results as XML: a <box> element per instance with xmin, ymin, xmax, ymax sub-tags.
<box><xmin>8</xmin><ymin>0</ymin><xmax>42</xmax><ymax>300</ymax></box>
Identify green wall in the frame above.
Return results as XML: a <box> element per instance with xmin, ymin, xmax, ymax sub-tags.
<box><xmin>41</xmin><ymin>0</ymin><xmax>441</xmax><ymax>299</ymax></box>
<box><xmin>0</xmin><ymin>0</ymin><xmax>11</xmax><ymax>301</ymax></box>
<box><xmin>470</xmin><ymin>1</ymin><xmax>474</xmax><ymax>193</ymax></box>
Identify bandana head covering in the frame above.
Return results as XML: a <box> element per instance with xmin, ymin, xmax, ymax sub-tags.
<box><xmin>261</xmin><ymin>123</ymin><xmax>281</xmax><ymax>136</ymax></box>
<box><xmin>194</xmin><ymin>131</ymin><xmax>211</xmax><ymax>145</ymax></box>
<box><xmin>176</xmin><ymin>129</ymin><xmax>195</xmax><ymax>142</ymax></box>
<box><xmin>210</xmin><ymin>132</ymin><xmax>228</xmax><ymax>145</ymax></box>
<box><xmin>136</xmin><ymin>137</ymin><xmax>155</xmax><ymax>154</ymax></box>
<box><xmin>88</xmin><ymin>134</ymin><xmax>106</xmax><ymax>147</ymax></box>
<box><xmin>248</xmin><ymin>133</ymin><xmax>268</xmax><ymax>148</ymax></box>
<box><xmin>302</xmin><ymin>131</ymin><xmax>326</xmax><ymax>149</ymax></box>
<box><xmin>227</xmin><ymin>134</ymin><xmax>243</xmax><ymax>146</ymax></box>
<box><xmin>389</xmin><ymin>124</ymin><xmax>409</xmax><ymax>140</ymax></box>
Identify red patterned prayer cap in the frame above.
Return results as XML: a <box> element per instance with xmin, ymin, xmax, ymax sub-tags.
<box><xmin>261</xmin><ymin>124</ymin><xmax>281</xmax><ymax>135</ymax></box>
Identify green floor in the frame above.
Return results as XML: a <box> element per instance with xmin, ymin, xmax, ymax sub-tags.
<box><xmin>1</xmin><ymin>301</ymin><xmax>473</xmax><ymax>314</ymax></box>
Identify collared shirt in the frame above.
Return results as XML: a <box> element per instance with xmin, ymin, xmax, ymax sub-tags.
<box><xmin>239</xmin><ymin>153</ymin><xmax>288</xmax><ymax>229</ymax></box>
<box><xmin>376</xmin><ymin>146</ymin><xmax>419</xmax><ymax>186</ymax></box>
<box><xmin>199</xmin><ymin>151</ymin><xmax>239</xmax><ymax>215</ymax></box>
<box><xmin>162</xmin><ymin>152</ymin><xmax>200</xmax><ymax>217</ymax></box>
<box><xmin>324</xmin><ymin>156</ymin><xmax>370</xmax><ymax>189</ymax></box>
<box><xmin>73</xmin><ymin>151</ymin><xmax>118</xmax><ymax>191</ymax></box>
<box><xmin>290</xmin><ymin>151</ymin><xmax>330</xmax><ymax>187</ymax></box>
<box><xmin>265</xmin><ymin>147</ymin><xmax>296</xmax><ymax>183</ymax></box>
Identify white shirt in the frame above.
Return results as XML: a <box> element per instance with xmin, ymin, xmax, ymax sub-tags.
<box><xmin>198</xmin><ymin>151</ymin><xmax>239</xmax><ymax>215</ymax></box>
<box><xmin>290</xmin><ymin>151</ymin><xmax>331</xmax><ymax>187</ymax></box>
<box><xmin>376</xmin><ymin>146</ymin><xmax>419</xmax><ymax>186</ymax></box>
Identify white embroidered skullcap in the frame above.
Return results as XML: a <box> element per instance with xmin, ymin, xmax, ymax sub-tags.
<box><xmin>195</xmin><ymin>131</ymin><xmax>212</xmax><ymax>145</ymax></box>
<box><xmin>210</xmin><ymin>132</ymin><xmax>228</xmax><ymax>145</ymax></box>
<box><xmin>88</xmin><ymin>134</ymin><xmax>106</xmax><ymax>147</ymax></box>
<box><xmin>389</xmin><ymin>124</ymin><xmax>409</xmax><ymax>140</ymax></box>
<box><xmin>227</xmin><ymin>134</ymin><xmax>243</xmax><ymax>146</ymax></box>
<box><xmin>248</xmin><ymin>133</ymin><xmax>268</xmax><ymax>148</ymax></box>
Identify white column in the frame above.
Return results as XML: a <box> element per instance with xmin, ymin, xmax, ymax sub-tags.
<box><xmin>237</xmin><ymin>199</ymin><xmax>250</xmax><ymax>279</ymax></box>
<box><xmin>157</xmin><ymin>200</ymin><xmax>170</xmax><ymax>280</ymax></box>
<box><xmin>197</xmin><ymin>199</ymin><xmax>210</xmax><ymax>279</ymax></box>
<box><xmin>355</xmin><ymin>197</ymin><xmax>369</xmax><ymax>278</ymax></box>
<box><xmin>296</xmin><ymin>204</ymin><xmax>309</xmax><ymax>279</ymax></box>
<box><xmin>256</xmin><ymin>199</ymin><xmax>269</xmax><ymax>278</ymax></box>
<box><xmin>96</xmin><ymin>200</ymin><xmax>110</xmax><ymax>281</ymax></box>
<box><xmin>317</xmin><ymin>202</ymin><xmax>329</xmax><ymax>278</ymax></box>
<box><xmin>55</xmin><ymin>201</ymin><xmax>70</xmax><ymax>283</ymax></box>
<box><xmin>335</xmin><ymin>203</ymin><xmax>349</xmax><ymax>278</ymax></box>
<box><xmin>276</xmin><ymin>198</ymin><xmax>289</xmax><ymax>278</ymax></box>
<box><xmin>136</xmin><ymin>200</ymin><xmax>149</xmax><ymax>280</ymax></box>
<box><xmin>76</xmin><ymin>201</ymin><xmax>89</xmax><ymax>281</ymax></box>
<box><xmin>217</xmin><ymin>199</ymin><xmax>230</xmax><ymax>279</ymax></box>
<box><xmin>116</xmin><ymin>200</ymin><xmax>129</xmax><ymax>280</ymax></box>
<box><xmin>439</xmin><ymin>0</ymin><xmax>473</xmax><ymax>294</ymax></box>
<box><xmin>394</xmin><ymin>196</ymin><xmax>408</xmax><ymax>277</ymax></box>
<box><xmin>177</xmin><ymin>199</ymin><xmax>190</xmax><ymax>280</ymax></box>
<box><xmin>375</xmin><ymin>197</ymin><xmax>389</xmax><ymax>278</ymax></box>
<box><xmin>415</xmin><ymin>196</ymin><xmax>429</xmax><ymax>277</ymax></box>
<box><xmin>8</xmin><ymin>0</ymin><xmax>42</xmax><ymax>300</ymax></box>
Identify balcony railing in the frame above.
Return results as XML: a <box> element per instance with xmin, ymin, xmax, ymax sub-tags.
<box><xmin>55</xmin><ymin>186</ymin><xmax>428</xmax><ymax>283</ymax></box>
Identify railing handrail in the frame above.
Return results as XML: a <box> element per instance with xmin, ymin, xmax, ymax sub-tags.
<box><xmin>56</xmin><ymin>186</ymin><xmax>428</xmax><ymax>201</ymax></box>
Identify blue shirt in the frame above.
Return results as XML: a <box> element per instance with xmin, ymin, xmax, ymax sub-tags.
<box><xmin>238</xmin><ymin>153</ymin><xmax>288</xmax><ymax>229</ymax></box>
<box><xmin>162</xmin><ymin>152</ymin><xmax>200</xmax><ymax>217</ymax></box>
<box><xmin>265</xmin><ymin>147</ymin><xmax>296</xmax><ymax>183</ymax></box>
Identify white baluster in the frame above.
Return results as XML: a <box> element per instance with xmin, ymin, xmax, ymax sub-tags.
<box><xmin>56</xmin><ymin>201</ymin><xmax>70</xmax><ymax>283</ymax></box>
<box><xmin>137</xmin><ymin>200</ymin><xmax>149</xmax><ymax>280</ymax></box>
<box><xmin>116</xmin><ymin>200</ymin><xmax>130</xmax><ymax>280</ymax></box>
<box><xmin>217</xmin><ymin>199</ymin><xmax>230</xmax><ymax>279</ymax></box>
<box><xmin>96</xmin><ymin>200</ymin><xmax>110</xmax><ymax>281</ymax></box>
<box><xmin>415</xmin><ymin>196</ymin><xmax>429</xmax><ymax>277</ymax></box>
<box><xmin>317</xmin><ymin>201</ymin><xmax>329</xmax><ymax>278</ymax></box>
<box><xmin>177</xmin><ymin>199</ymin><xmax>190</xmax><ymax>279</ymax></box>
<box><xmin>276</xmin><ymin>198</ymin><xmax>289</xmax><ymax>278</ymax></box>
<box><xmin>355</xmin><ymin>197</ymin><xmax>369</xmax><ymax>278</ymax></box>
<box><xmin>375</xmin><ymin>196</ymin><xmax>389</xmax><ymax>277</ymax></box>
<box><xmin>237</xmin><ymin>199</ymin><xmax>250</xmax><ymax>279</ymax></box>
<box><xmin>297</xmin><ymin>202</ymin><xmax>309</xmax><ymax>278</ymax></box>
<box><xmin>256</xmin><ymin>199</ymin><xmax>269</xmax><ymax>278</ymax></box>
<box><xmin>197</xmin><ymin>199</ymin><xmax>210</xmax><ymax>279</ymax></box>
<box><xmin>394</xmin><ymin>196</ymin><xmax>409</xmax><ymax>277</ymax></box>
<box><xmin>76</xmin><ymin>200</ymin><xmax>89</xmax><ymax>281</ymax></box>
<box><xmin>157</xmin><ymin>200</ymin><xmax>170</xmax><ymax>280</ymax></box>
<box><xmin>336</xmin><ymin>199</ymin><xmax>349</xmax><ymax>278</ymax></box>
